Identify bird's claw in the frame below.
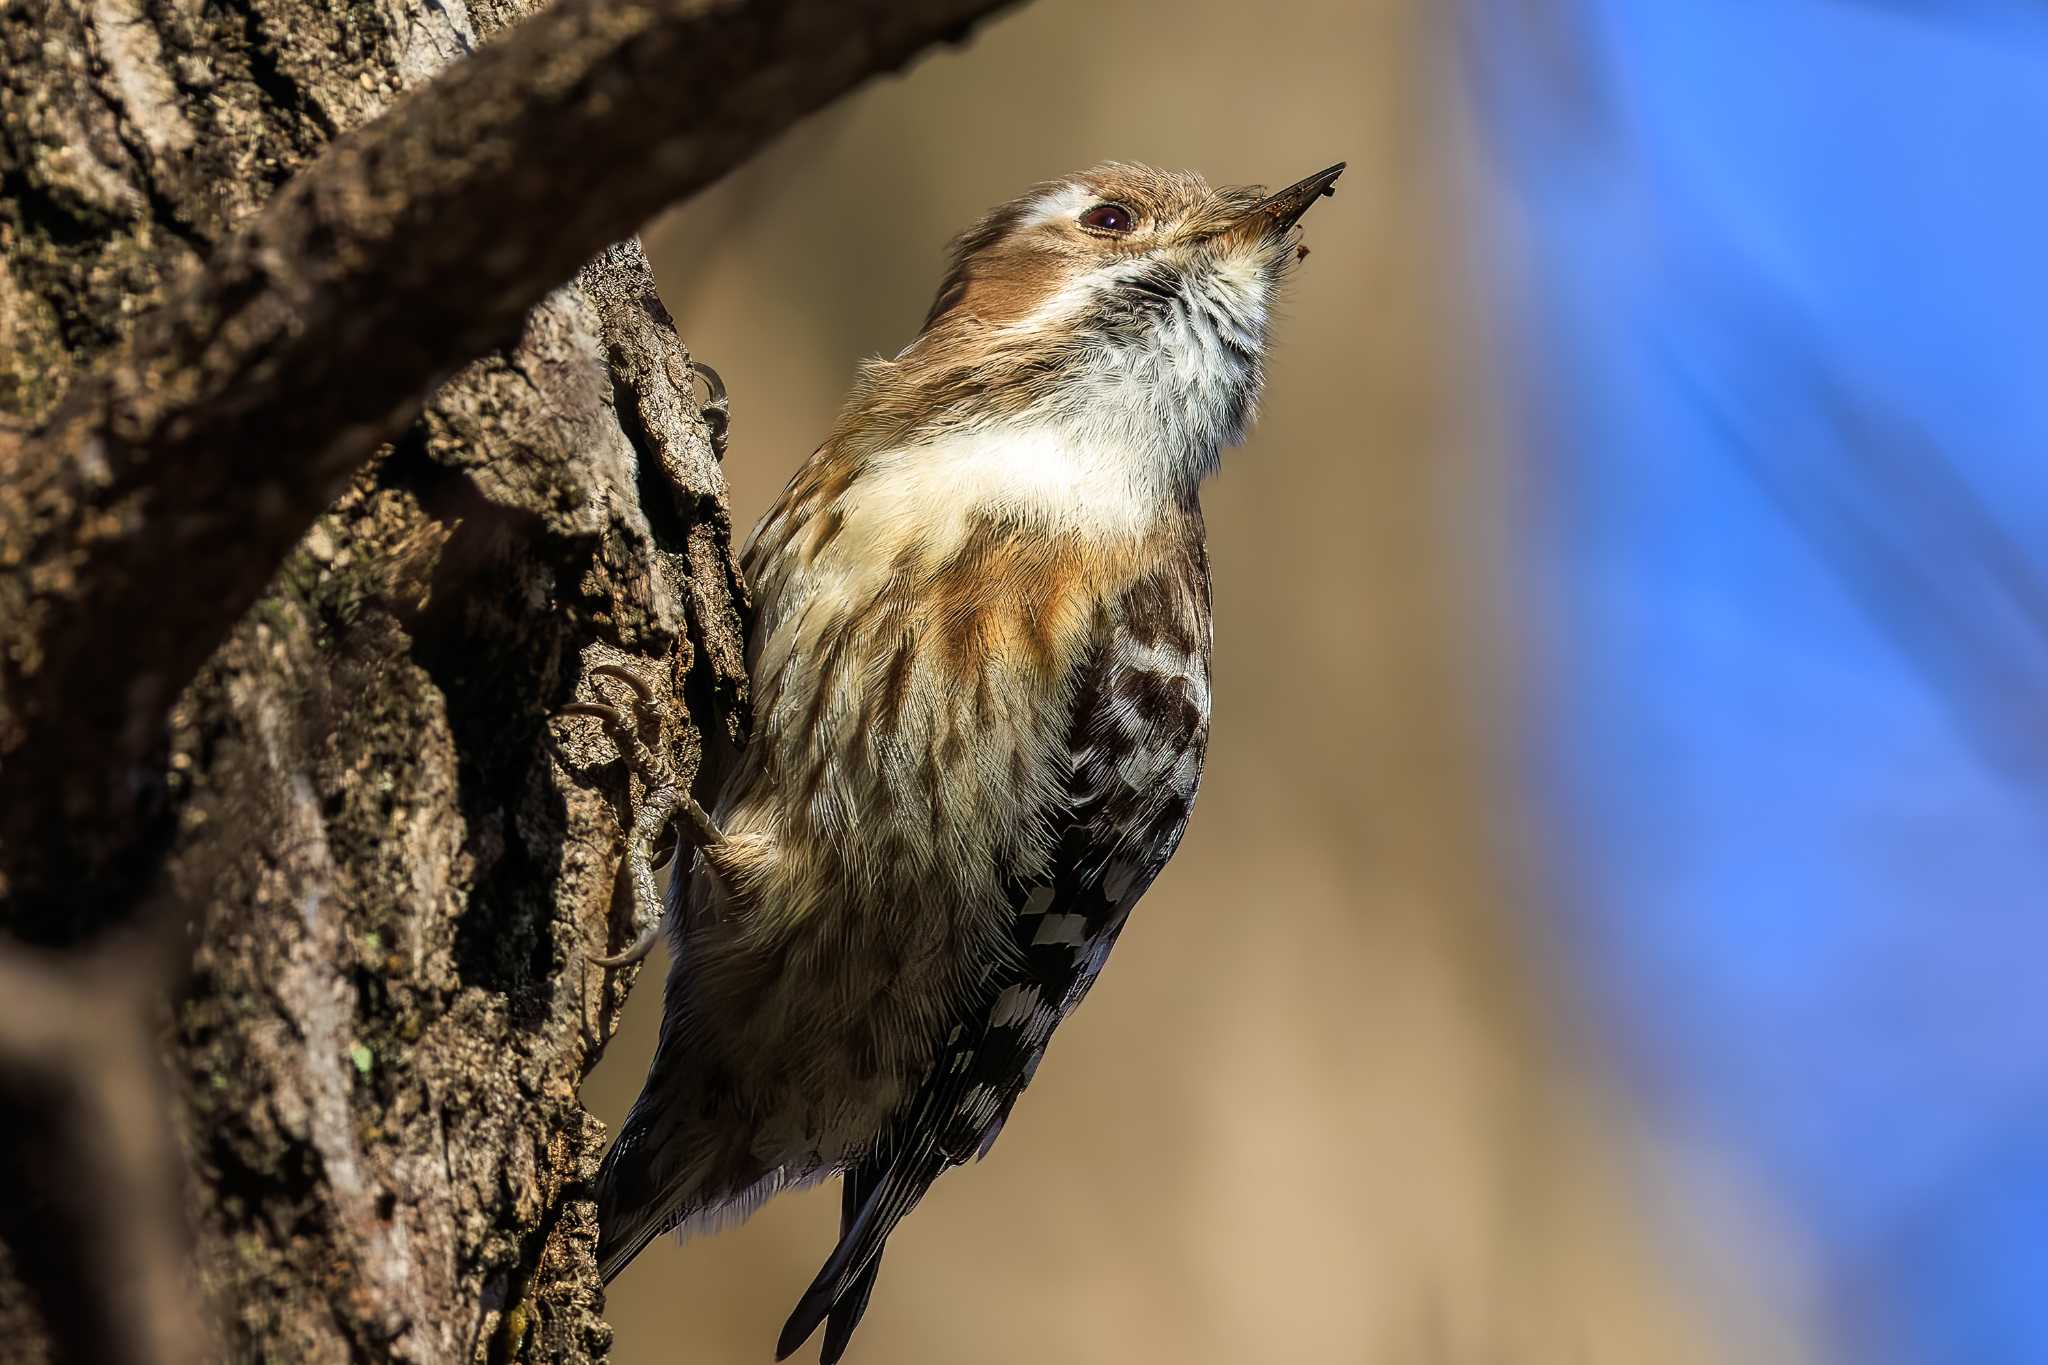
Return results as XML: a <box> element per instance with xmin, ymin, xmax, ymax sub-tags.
<box><xmin>591</xmin><ymin>660</ymin><xmax>659</xmax><ymax>708</ymax></box>
<box><xmin>691</xmin><ymin>360</ymin><xmax>730</xmax><ymax>462</ymax></box>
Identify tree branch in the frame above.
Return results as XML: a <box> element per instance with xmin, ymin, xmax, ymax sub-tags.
<box><xmin>0</xmin><ymin>0</ymin><xmax>1019</xmax><ymax>924</ymax></box>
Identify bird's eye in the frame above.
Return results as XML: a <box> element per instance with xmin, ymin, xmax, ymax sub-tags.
<box><xmin>1079</xmin><ymin>203</ymin><xmax>1135</xmax><ymax>234</ymax></box>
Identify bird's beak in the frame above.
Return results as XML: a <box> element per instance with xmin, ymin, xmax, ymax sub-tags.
<box><xmin>1251</xmin><ymin>163</ymin><xmax>1346</xmax><ymax>232</ymax></box>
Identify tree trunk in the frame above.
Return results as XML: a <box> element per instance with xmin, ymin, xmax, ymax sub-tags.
<box><xmin>0</xmin><ymin>0</ymin><xmax>755</xmax><ymax>1356</ymax></box>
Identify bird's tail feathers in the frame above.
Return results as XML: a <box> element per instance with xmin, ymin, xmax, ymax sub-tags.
<box><xmin>594</xmin><ymin>1116</ymin><xmax>693</xmax><ymax>1284</ymax></box>
<box><xmin>596</xmin><ymin>1108</ymin><xmax>809</xmax><ymax>1283</ymax></box>
<box><xmin>777</xmin><ymin>1155</ymin><xmax>937</xmax><ymax>1363</ymax></box>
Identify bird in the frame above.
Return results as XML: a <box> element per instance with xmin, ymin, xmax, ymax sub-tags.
<box><xmin>588</xmin><ymin>159</ymin><xmax>1343</xmax><ymax>1362</ymax></box>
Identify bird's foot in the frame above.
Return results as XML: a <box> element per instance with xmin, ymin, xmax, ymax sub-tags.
<box><xmin>559</xmin><ymin>662</ymin><xmax>723</xmax><ymax>968</ymax></box>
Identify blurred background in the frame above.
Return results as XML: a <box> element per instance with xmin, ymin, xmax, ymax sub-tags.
<box><xmin>586</xmin><ymin>2</ymin><xmax>2048</xmax><ymax>1362</ymax></box>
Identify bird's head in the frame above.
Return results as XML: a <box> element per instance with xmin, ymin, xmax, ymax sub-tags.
<box><xmin>858</xmin><ymin>162</ymin><xmax>1344</xmax><ymax>490</ymax></box>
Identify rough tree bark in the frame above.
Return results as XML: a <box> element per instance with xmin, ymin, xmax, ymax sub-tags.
<box><xmin>0</xmin><ymin>0</ymin><xmax>1013</xmax><ymax>1360</ymax></box>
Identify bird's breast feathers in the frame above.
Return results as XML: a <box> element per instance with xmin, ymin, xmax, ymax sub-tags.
<box><xmin>718</xmin><ymin>422</ymin><xmax>1206</xmax><ymax>939</ymax></box>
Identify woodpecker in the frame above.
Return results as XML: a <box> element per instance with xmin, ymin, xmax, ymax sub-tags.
<box><xmin>588</xmin><ymin>161</ymin><xmax>1343</xmax><ymax>1361</ymax></box>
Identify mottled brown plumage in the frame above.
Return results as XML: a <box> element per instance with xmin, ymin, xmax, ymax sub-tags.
<box><xmin>594</xmin><ymin>161</ymin><xmax>1344</xmax><ymax>1361</ymax></box>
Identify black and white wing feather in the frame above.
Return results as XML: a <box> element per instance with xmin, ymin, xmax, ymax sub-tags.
<box><xmin>778</xmin><ymin>586</ymin><xmax>1212</xmax><ymax>1363</ymax></box>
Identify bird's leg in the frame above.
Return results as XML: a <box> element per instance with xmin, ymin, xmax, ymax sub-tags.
<box><xmin>587</xmin><ymin>663</ymin><xmax>727</xmax><ymax>855</ymax></box>
<box><xmin>691</xmin><ymin>361</ymin><xmax>730</xmax><ymax>462</ymax></box>
<box><xmin>560</xmin><ymin>662</ymin><xmax>725</xmax><ymax>969</ymax></box>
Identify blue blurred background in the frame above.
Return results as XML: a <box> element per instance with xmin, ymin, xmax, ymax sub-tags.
<box><xmin>1467</xmin><ymin>4</ymin><xmax>2048</xmax><ymax>1361</ymax></box>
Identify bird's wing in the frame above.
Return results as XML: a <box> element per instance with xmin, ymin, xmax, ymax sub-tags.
<box><xmin>777</xmin><ymin>587</ymin><xmax>1212</xmax><ymax>1362</ymax></box>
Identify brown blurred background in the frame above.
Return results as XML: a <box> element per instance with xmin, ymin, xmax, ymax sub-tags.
<box><xmin>584</xmin><ymin>1</ymin><xmax>1796</xmax><ymax>1360</ymax></box>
